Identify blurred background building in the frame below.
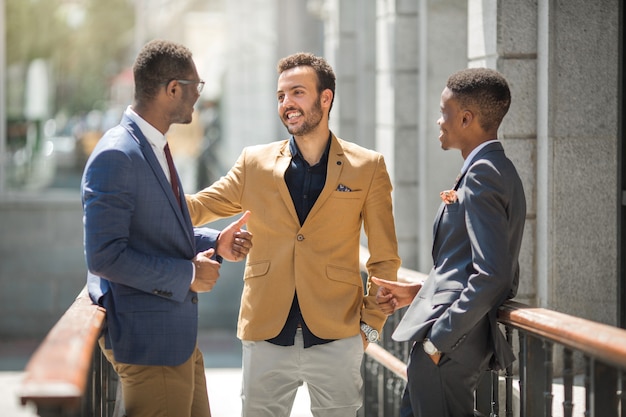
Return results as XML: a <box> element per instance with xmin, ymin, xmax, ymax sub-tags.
<box><xmin>0</xmin><ymin>0</ymin><xmax>624</xmax><ymax>349</ymax></box>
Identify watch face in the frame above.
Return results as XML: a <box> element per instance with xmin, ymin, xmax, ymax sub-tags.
<box><xmin>361</xmin><ymin>323</ymin><xmax>378</xmax><ymax>342</ymax></box>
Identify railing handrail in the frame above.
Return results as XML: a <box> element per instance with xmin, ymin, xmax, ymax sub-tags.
<box><xmin>18</xmin><ymin>286</ymin><xmax>106</xmax><ymax>411</ymax></box>
<box><xmin>499</xmin><ymin>300</ymin><xmax>626</xmax><ymax>369</ymax></box>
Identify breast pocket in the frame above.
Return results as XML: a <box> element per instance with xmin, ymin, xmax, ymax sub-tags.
<box><xmin>331</xmin><ymin>190</ymin><xmax>363</xmax><ymax>200</ymax></box>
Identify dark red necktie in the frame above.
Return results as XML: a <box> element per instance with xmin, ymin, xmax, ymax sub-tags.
<box><xmin>163</xmin><ymin>143</ymin><xmax>181</xmax><ymax>207</ymax></box>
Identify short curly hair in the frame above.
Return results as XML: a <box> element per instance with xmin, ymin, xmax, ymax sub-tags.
<box><xmin>277</xmin><ymin>52</ymin><xmax>336</xmax><ymax>112</ymax></box>
<box><xmin>133</xmin><ymin>39</ymin><xmax>195</xmax><ymax>103</ymax></box>
<box><xmin>446</xmin><ymin>68</ymin><xmax>511</xmax><ymax>133</ymax></box>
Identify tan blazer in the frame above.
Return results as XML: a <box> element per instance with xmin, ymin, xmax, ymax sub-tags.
<box><xmin>186</xmin><ymin>134</ymin><xmax>400</xmax><ymax>341</ymax></box>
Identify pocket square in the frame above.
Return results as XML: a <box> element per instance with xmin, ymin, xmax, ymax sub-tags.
<box><xmin>336</xmin><ymin>184</ymin><xmax>352</xmax><ymax>192</ymax></box>
<box><xmin>440</xmin><ymin>189</ymin><xmax>458</xmax><ymax>204</ymax></box>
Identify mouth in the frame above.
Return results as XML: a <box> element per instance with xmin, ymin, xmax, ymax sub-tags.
<box><xmin>285</xmin><ymin>110</ymin><xmax>302</xmax><ymax>122</ymax></box>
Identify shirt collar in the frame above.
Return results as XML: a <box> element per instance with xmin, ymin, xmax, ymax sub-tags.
<box><xmin>288</xmin><ymin>133</ymin><xmax>332</xmax><ymax>166</ymax></box>
<box><xmin>460</xmin><ymin>139</ymin><xmax>499</xmax><ymax>175</ymax></box>
<box><xmin>125</xmin><ymin>105</ymin><xmax>167</xmax><ymax>150</ymax></box>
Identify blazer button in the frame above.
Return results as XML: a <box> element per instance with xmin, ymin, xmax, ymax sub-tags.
<box><xmin>191</xmin><ymin>296</ymin><xmax>199</xmax><ymax>304</ymax></box>
<box><xmin>296</xmin><ymin>234</ymin><xmax>305</xmax><ymax>241</ymax></box>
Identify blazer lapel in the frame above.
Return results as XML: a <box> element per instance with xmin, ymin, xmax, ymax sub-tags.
<box><xmin>305</xmin><ymin>135</ymin><xmax>343</xmax><ymax>222</ymax></box>
<box><xmin>274</xmin><ymin>141</ymin><xmax>301</xmax><ymax>225</ymax></box>
<box><xmin>432</xmin><ymin>173</ymin><xmax>464</xmax><ymax>260</ymax></box>
<box><xmin>121</xmin><ymin>116</ymin><xmax>194</xmax><ymax>247</ymax></box>
<box><xmin>431</xmin><ymin>141</ymin><xmax>504</xmax><ymax>260</ymax></box>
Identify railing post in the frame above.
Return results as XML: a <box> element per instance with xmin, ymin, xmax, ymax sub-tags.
<box><xmin>542</xmin><ymin>340</ymin><xmax>554</xmax><ymax>417</ymax></box>
<box><xmin>617</xmin><ymin>371</ymin><xmax>626</xmax><ymax>417</ymax></box>
<box><xmin>90</xmin><ymin>345</ymin><xmax>100</xmax><ymax>417</ymax></box>
<box><xmin>505</xmin><ymin>325</ymin><xmax>514</xmax><ymax>417</ymax></box>
<box><xmin>491</xmin><ymin>370</ymin><xmax>500</xmax><ymax>417</ymax></box>
<box><xmin>521</xmin><ymin>334</ymin><xmax>551</xmax><ymax>417</ymax></box>
<box><xmin>587</xmin><ymin>358</ymin><xmax>618</xmax><ymax>417</ymax></box>
<box><xmin>475</xmin><ymin>370</ymin><xmax>492</xmax><ymax>415</ymax></box>
<box><xmin>562</xmin><ymin>348</ymin><xmax>574</xmax><ymax>417</ymax></box>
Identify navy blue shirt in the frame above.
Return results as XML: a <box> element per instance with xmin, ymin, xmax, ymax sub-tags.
<box><xmin>266</xmin><ymin>135</ymin><xmax>335</xmax><ymax>348</ymax></box>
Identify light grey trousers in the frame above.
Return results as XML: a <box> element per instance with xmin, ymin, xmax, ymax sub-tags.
<box><xmin>241</xmin><ymin>329</ymin><xmax>364</xmax><ymax>417</ymax></box>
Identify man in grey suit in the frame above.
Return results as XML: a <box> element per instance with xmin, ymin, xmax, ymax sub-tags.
<box><xmin>82</xmin><ymin>40</ymin><xmax>252</xmax><ymax>417</ymax></box>
<box><xmin>373</xmin><ymin>68</ymin><xmax>526</xmax><ymax>417</ymax></box>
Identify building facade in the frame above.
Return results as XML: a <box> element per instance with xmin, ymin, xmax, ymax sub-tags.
<box><xmin>0</xmin><ymin>0</ymin><xmax>623</xmax><ymax>337</ymax></box>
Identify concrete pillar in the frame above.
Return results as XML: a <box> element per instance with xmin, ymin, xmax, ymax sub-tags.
<box><xmin>307</xmin><ymin>0</ymin><xmax>376</xmax><ymax>148</ymax></box>
<box><xmin>331</xmin><ymin>0</ymin><xmax>377</xmax><ymax>150</ymax></box>
<box><xmin>375</xmin><ymin>0</ymin><xmax>419</xmax><ymax>268</ymax></box>
<box><xmin>541</xmin><ymin>0</ymin><xmax>619</xmax><ymax>324</ymax></box>
<box><xmin>221</xmin><ymin>0</ymin><xmax>278</xmax><ymax>167</ymax></box>
<box><xmin>469</xmin><ymin>0</ymin><xmax>620</xmax><ymax>325</ymax></box>
<box><xmin>375</xmin><ymin>0</ymin><xmax>467</xmax><ymax>271</ymax></box>
<box><xmin>468</xmin><ymin>0</ymin><xmax>538</xmax><ymax>305</ymax></box>
<box><xmin>414</xmin><ymin>0</ymin><xmax>467</xmax><ymax>271</ymax></box>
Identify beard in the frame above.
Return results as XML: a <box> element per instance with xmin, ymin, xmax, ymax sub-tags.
<box><xmin>171</xmin><ymin>89</ymin><xmax>196</xmax><ymax>125</ymax></box>
<box><xmin>282</xmin><ymin>96</ymin><xmax>324</xmax><ymax>136</ymax></box>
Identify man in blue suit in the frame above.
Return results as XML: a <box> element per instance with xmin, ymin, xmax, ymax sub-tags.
<box><xmin>373</xmin><ymin>68</ymin><xmax>526</xmax><ymax>417</ymax></box>
<box><xmin>82</xmin><ymin>39</ymin><xmax>252</xmax><ymax>417</ymax></box>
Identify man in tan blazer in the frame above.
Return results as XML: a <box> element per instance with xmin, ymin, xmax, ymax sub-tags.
<box><xmin>186</xmin><ymin>52</ymin><xmax>400</xmax><ymax>417</ymax></box>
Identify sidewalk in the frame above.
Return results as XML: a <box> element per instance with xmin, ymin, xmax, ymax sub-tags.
<box><xmin>0</xmin><ymin>330</ymin><xmax>313</xmax><ymax>417</ymax></box>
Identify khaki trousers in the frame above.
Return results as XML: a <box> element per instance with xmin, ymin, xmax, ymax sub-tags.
<box><xmin>100</xmin><ymin>337</ymin><xmax>211</xmax><ymax>417</ymax></box>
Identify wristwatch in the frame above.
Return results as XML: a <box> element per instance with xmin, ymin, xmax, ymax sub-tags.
<box><xmin>423</xmin><ymin>338</ymin><xmax>440</xmax><ymax>355</ymax></box>
<box><xmin>360</xmin><ymin>322</ymin><xmax>379</xmax><ymax>342</ymax></box>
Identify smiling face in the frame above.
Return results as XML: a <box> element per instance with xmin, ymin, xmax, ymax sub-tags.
<box><xmin>437</xmin><ymin>86</ymin><xmax>466</xmax><ymax>152</ymax></box>
<box><xmin>277</xmin><ymin>66</ymin><xmax>327</xmax><ymax>137</ymax></box>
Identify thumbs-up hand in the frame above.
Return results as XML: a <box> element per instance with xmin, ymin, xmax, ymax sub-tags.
<box><xmin>216</xmin><ymin>210</ymin><xmax>253</xmax><ymax>262</ymax></box>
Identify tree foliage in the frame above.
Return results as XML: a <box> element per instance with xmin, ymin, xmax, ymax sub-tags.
<box><xmin>6</xmin><ymin>0</ymin><xmax>135</xmax><ymax>115</ymax></box>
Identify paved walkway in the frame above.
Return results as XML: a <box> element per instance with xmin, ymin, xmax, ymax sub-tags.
<box><xmin>0</xmin><ymin>330</ymin><xmax>313</xmax><ymax>417</ymax></box>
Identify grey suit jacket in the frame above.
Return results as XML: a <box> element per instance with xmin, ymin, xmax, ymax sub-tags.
<box><xmin>392</xmin><ymin>142</ymin><xmax>526</xmax><ymax>370</ymax></box>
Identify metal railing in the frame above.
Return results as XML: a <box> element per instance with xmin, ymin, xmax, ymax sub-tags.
<box><xmin>18</xmin><ymin>286</ymin><xmax>119</xmax><ymax>417</ymax></box>
<box><xmin>18</xmin><ymin>249</ymin><xmax>626</xmax><ymax>417</ymax></box>
<box><xmin>358</xmin><ymin>247</ymin><xmax>626</xmax><ymax>417</ymax></box>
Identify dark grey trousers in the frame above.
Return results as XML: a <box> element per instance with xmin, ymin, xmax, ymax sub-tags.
<box><xmin>401</xmin><ymin>344</ymin><xmax>486</xmax><ymax>417</ymax></box>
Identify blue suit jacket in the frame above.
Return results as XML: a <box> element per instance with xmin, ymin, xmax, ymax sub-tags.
<box><xmin>392</xmin><ymin>142</ymin><xmax>526</xmax><ymax>371</ymax></box>
<box><xmin>82</xmin><ymin>113</ymin><xmax>218</xmax><ymax>366</ymax></box>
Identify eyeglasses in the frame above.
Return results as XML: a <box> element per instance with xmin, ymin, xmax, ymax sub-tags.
<box><xmin>174</xmin><ymin>79</ymin><xmax>205</xmax><ymax>94</ymax></box>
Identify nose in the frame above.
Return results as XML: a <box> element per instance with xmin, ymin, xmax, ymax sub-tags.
<box><xmin>281</xmin><ymin>93</ymin><xmax>294</xmax><ymax>108</ymax></box>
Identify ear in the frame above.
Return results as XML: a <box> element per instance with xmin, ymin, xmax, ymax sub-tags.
<box><xmin>164</xmin><ymin>80</ymin><xmax>179</xmax><ymax>98</ymax></box>
<box><xmin>461</xmin><ymin>109</ymin><xmax>474</xmax><ymax>128</ymax></box>
<box><xmin>321</xmin><ymin>89</ymin><xmax>333</xmax><ymax>108</ymax></box>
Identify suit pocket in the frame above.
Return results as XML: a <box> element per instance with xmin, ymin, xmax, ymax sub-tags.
<box><xmin>331</xmin><ymin>190</ymin><xmax>363</xmax><ymax>200</ymax></box>
<box><xmin>116</xmin><ymin>292</ymin><xmax>175</xmax><ymax>313</ymax></box>
<box><xmin>326</xmin><ymin>265</ymin><xmax>362</xmax><ymax>288</ymax></box>
<box><xmin>244</xmin><ymin>260</ymin><xmax>270</xmax><ymax>279</ymax></box>
<box><xmin>431</xmin><ymin>289</ymin><xmax>462</xmax><ymax>307</ymax></box>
